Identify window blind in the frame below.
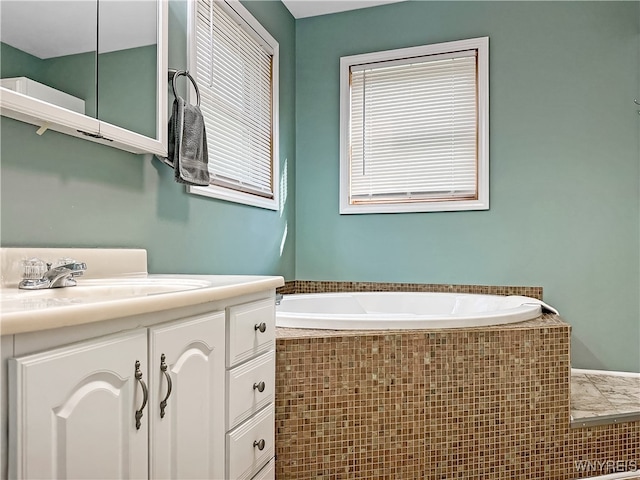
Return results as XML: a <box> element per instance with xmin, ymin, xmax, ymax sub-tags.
<box><xmin>195</xmin><ymin>0</ymin><xmax>274</xmax><ymax>198</ymax></box>
<box><xmin>349</xmin><ymin>50</ymin><xmax>478</xmax><ymax>204</ymax></box>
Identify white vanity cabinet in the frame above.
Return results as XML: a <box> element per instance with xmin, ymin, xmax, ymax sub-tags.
<box><xmin>9</xmin><ymin>310</ymin><xmax>226</xmax><ymax>480</ymax></box>
<box><xmin>5</xmin><ymin>294</ymin><xmax>280</xmax><ymax>480</ymax></box>
<box><xmin>0</xmin><ymin>248</ymin><xmax>284</xmax><ymax>480</ymax></box>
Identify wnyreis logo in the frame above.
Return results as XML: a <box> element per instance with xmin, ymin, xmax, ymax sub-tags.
<box><xmin>574</xmin><ymin>459</ymin><xmax>638</xmax><ymax>474</ymax></box>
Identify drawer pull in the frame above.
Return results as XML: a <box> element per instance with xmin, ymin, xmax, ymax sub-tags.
<box><xmin>253</xmin><ymin>439</ymin><xmax>266</xmax><ymax>451</ymax></box>
<box><xmin>253</xmin><ymin>381</ymin><xmax>266</xmax><ymax>393</ymax></box>
<box><xmin>159</xmin><ymin>354</ymin><xmax>173</xmax><ymax>418</ymax></box>
<box><xmin>134</xmin><ymin>360</ymin><xmax>148</xmax><ymax>430</ymax></box>
<box><xmin>254</xmin><ymin>322</ymin><xmax>267</xmax><ymax>333</ymax></box>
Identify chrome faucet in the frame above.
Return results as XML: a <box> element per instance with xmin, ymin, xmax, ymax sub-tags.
<box><xmin>19</xmin><ymin>258</ymin><xmax>87</xmax><ymax>290</ymax></box>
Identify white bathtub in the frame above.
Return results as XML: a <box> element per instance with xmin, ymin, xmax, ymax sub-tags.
<box><xmin>276</xmin><ymin>292</ymin><xmax>558</xmax><ymax>330</ymax></box>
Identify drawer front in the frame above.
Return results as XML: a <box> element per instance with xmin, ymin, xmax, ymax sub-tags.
<box><xmin>226</xmin><ymin>405</ymin><xmax>274</xmax><ymax>480</ymax></box>
<box><xmin>227</xmin><ymin>350</ymin><xmax>275</xmax><ymax>430</ymax></box>
<box><xmin>227</xmin><ymin>299</ymin><xmax>275</xmax><ymax>367</ymax></box>
<box><xmin>252</xmin><ymin>457</ymin><xmax>275</xmax><ymax>480</ymax></box>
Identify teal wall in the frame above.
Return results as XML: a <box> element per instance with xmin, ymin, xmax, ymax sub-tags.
<box><xmin>98</xmin><ymin>45</ymin><xmax>157</xmax><ymax>137</ymax></box>
<box><xmin>1</xmin><ymin>41</ymin><xmax>156</xmax><ymax>127</ymax></box>
<box><xmin>0</xmin><ymin>0</ymin><xmax>296</xmax><ymax>279</ymax></box>
<box><xmin>0</xmin><ymin>42</ymin><xmax>97</xmax><ymax>116</ymax></box>
<box><xmin>1</xmin><ymin>1</ymin><xmax>638</xmax><ymax>372</ymax></box>
<box><xmin>42</xmin><ymin>51</ymin><xmax>97</xmax><ymax>118</ymax></box>
<box><xmin>294</xmin><ymin>1</ymin><xmax>640</xmax><ymax>372</ymax></box>
<box><xmin>0</xmin><ymin>43</ymin><xmax>44</xmax><ymax>81</ymax></box>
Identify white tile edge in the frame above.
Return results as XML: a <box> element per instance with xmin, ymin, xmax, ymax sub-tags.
<box><xmin>572</xmin><ymin>368</ymin><xmax>640</xmax><ymax>378</ymax></box>
<box><xmin>581</xmin><ymin>471</ymin><xmax>640</xmax><ymax>480</ymax></box>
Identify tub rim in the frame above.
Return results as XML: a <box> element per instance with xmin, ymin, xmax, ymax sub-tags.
<box><xmin>276</xmin><ymin>291</ymin><xmax>550</xmax><ymax>330</ymax></box>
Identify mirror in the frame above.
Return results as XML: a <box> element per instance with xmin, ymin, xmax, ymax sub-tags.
<box><xmin>0</xmin><ymin>1</ymin><xmax>98</xmax><ymax>117</ymax></box>
<box><xmin>0</xmin><ymin>0</ymin><xmax>167</xmax><ymax>156</ymax></box>
<box><xmin>97</xmin><ymin>0</ymin><xmax>158</xmax><ymax>138</ymax></box>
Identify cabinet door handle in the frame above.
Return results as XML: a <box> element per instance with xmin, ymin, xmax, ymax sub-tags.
<box><xmin>253</xmin><ymin>381</ymin><xmax>266</xmax><ymax>393</ymax></box>
<box><xmin>253</xmin><ymin>439</ymin><xmax>266</xmax><ymax>451</ymax></box>
<box><xmin>254</xmin><ymin>322</ymin><xmax>267</xmax><ymax>333</ymax></box>
<box><xmin>134</xmin><ymin>360</ymin><xmax>148</xmax><ymax>430</ymax></box>
<box><xmin>159</xmin><ymin>354</ymin><xmax>173</xmax><ymax>419</ymax></box>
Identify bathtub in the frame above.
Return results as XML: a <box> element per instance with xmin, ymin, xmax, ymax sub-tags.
<box><xmin>276</xmin><ymin>292</ymin><xmax>558</xmax><ymax>330</ymax></box>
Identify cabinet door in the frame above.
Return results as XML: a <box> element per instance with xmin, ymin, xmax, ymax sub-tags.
<box><xmin>149</xmin><ymin>311</ymin><xmax>226</xmax><ymax>479</ymax></box>
<box><xmin>9</xmin><ymin>330</ymin><xmax>148</xmax><ymax>480</ymax></box>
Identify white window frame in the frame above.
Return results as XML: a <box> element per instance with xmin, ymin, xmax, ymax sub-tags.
<box><xmin>339</xmin><ymin>37</ymin><xmax>489</xmax><ymax>214</ymax></box>
<box><xmin>187</xmin><ymin>0</ymin><xmax>279</xmax><ymax>211</ymax></box>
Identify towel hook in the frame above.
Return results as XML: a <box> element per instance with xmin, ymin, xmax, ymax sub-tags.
<box><xmin>170</xmin><ymin>70</ymin><xmax>201</xmax><ymax>107</ymax></box>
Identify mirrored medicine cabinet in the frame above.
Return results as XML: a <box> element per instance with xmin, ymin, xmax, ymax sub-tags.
<box><xmin>0</xmin><ymin>0</ymin><xmax>168</xmax><ymax>156</ymax></box>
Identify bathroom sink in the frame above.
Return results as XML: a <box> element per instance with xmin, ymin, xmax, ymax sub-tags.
<box><xmin>0</xmin><ymin>277</ymin><xmax>216</xmax><ymax>313</ymax></box>
<box><xmin>2</xmin><ymin>278</ymin><xmax>211</xmax><ymax>300</ymax></box>
<box><xmin>0</xmin><ymin>248</ymin><xmax>285</xmax><ymax>336</ymax></box>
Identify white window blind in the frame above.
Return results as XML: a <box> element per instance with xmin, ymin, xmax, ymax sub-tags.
<box><xmin>340</xmin><ymin>37</ymin><xmax>489</xmax><ymax>214</ymax></box>
<box><xmin>194</xmin><ymin>0</ymin><xmax>275</xmax><ymax>199</ymax></box>
<box><xmin>350</xmin><ymin>51</ymin><xmax>478</xmax><ymax>204</ymax></box>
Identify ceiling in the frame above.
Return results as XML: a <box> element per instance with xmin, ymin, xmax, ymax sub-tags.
<box><xmin>0</xmin><ymin>1</ymin><xmax>156</xmax><ymax>59</ymax></box>
<box><xmin>1</xmin><ymin>0</ymin><xmax>405</xmax><ymax>59</ymax></box>
<box><xmin>281</xmin><ymin>0</ymin><xmax>406</xmax><ymax>19</ymax></box>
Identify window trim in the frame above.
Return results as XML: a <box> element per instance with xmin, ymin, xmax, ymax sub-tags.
<box><xmin>186</xmin><ymin>0</ymin><xmax>280</xmax><ymax>211</ymax></box>
<box><xmin>339</xmin><ymin>37</ymin><xmax>489</xmax><ymax>214</ymax></box>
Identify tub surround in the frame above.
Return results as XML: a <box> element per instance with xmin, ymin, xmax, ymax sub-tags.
<box><xmin>274</xmin><ymin>285</ymin><xmax>639</xmax><ymax>479</ymax></box>
<box><xmin>275</xmin><ymin>318</ymin><xmax>639</xmax><ymax>479</ymax></box>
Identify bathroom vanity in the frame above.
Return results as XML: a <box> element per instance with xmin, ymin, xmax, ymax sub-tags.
<box><xmin>0</xmin><ymin>248</ymin><xmax>283</xmax><ymax>480</ymax></box>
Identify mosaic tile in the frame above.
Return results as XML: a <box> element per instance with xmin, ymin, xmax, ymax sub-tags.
<box><xmin>274</xmin><ymin>282</ymin><xmax>639</xmax><ymax>479</ymax></box>
<box><xmin>277</xmin><ymin>280</ymin><xmax>544</xmax><ymax>300</ymax></box>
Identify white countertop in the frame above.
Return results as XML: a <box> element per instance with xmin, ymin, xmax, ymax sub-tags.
<box><xmin>0</xmin><ymin>248</ymin><xmax>284</xmax><ymax>336</ymax></box>
<box><xmin>0</xmin><ymin>274</ymin><xmax>284</xmax><ymax>336</ymax></box>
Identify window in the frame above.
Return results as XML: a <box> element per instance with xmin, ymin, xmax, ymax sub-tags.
<box><xmin>188</xmin><ymin>0</ymin><xmax>279</xmax><ymax>210</ymax></box>
<box><xmin>340</xmin><ymin>37</ymin><xmax>489</xmax><ymax>214</ymax></box>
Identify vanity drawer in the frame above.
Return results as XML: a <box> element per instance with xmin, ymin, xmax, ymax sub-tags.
<box><xmin>227</xmin><ymin>298</ymin><xmax>274</xmax><ymax>367</ymax></box>
<box><xmin>252</xmin><ymin>457</ymin><xmax>275</xmax><ymax>480</ymax></box>
<box><xmin>227</xmin><ymin>350</ymin><xmax>275</xmax><ymax>430</ymax></box>
<box><xmin>226</xmin><ymin>404</ymin><xmax>274</xmax><ymax>480</ymax></box>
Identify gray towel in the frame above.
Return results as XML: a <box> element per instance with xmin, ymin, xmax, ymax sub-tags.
<box><xmin>161</xmin><ymin>96</ymin><xmax>210</xmax><ymax>186</ymax></box>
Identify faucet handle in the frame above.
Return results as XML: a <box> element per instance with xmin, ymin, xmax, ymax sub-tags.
<box><xmin>53</xmin><ymin>257</ymin><xmax>78</xmax><ymax>268</ymax></box>
<box><xmin>22</xmin><ymin>258</ymin><xmax>47</xmax><ymax>280</ymax></box>
<box><xmin>54</xmin><ymin>258</ymin><xmax>86</xmax><ymax>272</ymax></box>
